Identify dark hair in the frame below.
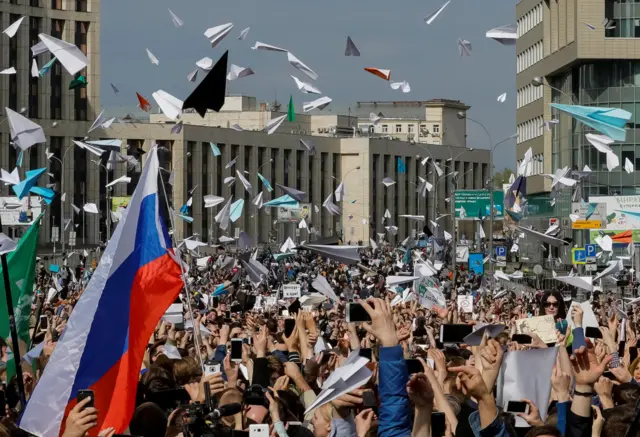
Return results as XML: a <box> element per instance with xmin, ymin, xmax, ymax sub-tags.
<box><xmin>129</xmin><ymin>402</ymin><xmax>168</xmax><ymax>437</ymax></box>
<box><xmin>614</xmin><ymin>382</ymin><xmax>640</xmax><ymax>406</ymax></box>
<box><xmin>603</xmin><ymin>403</ymin><xmax>640</xmax><ymax>437</ymax></box>
<box><xmin>525</xmin><ymin>425</ymin><xmax>562</xmax><ymax>437</ymax></box>
<box><xmin>539</xmin><ymin>291</ymin><xmax>566</xmax><ymax>319</ymax></box>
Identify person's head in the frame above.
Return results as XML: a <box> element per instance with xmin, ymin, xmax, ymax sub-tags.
<box><xmin>602</xmin><ymin>403</ymin><xmax>640</xmax><ymax>437</ymax></box>
<box><xmin>311</xmin><ymin>404</ymin><xmax>332</xmax><ymax>437</ymax></box>
<box><xmin>219</xmin><ymin>389</ymin><xmax>244</xmax><ymax>428</ymax></box>
<box><xmin>524</xmin><ymin>425</ymin><xmax>562</xmax><ymax>437</ymax></box>
<box><xmin>129</xmin><ymin>402</ymin><xmax>168</xmax><ymax>437</ymax></box>
<box><xmin>630</xmin><ymin>358</ymin><xmax>640</xmax><ymax>383</ymax></box>
<box><xmin>539</xmin><ymin>291</ymin><xmax>566</xmax><ymax>319</ymax></box>
<box><xmin>172</xmin><ymin>357</ymin><xmax>201</xmax><ymax>385</ymax></box>
<box><xmin>614</xmin><ymin>382</ymin><xmax>640</xmax><ymax>406</ymax></box>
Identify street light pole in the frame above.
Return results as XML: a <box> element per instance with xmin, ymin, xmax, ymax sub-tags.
<box><xmin>91</xmin><ymin>161</ymin><xmax>111</xmax><ymax>242</ymax></box>
<box><xmin>51</xmin><ymin>145</ymin><xmax>73</xmax><ymax>252</ymax></box>
<box><xmin>255</xmin><ymin>159</ymin><xmax>273</xmax><ymax>245</ymax></box>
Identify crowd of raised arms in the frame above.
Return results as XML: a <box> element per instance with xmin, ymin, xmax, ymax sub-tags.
<box><xmin>3</xmin><ymin>244</ymin><xmax>640</xmax><ymax>437</ymax></box>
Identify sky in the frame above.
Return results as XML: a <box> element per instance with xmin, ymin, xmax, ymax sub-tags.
<box><xmin>101</xmin><ymin>0</ymin><xmax>516</xmax><ymax>170</ymax></box>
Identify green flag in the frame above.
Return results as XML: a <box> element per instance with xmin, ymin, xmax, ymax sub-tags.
<box><xmin>287</xmin><ymin>95</ymin><xmax>295</xmax><ymax>122</ymax></box>
<box><xmin>0</xmin><ymin>216</ymin><xmax>41</xmax><ymax>380</ymax></box>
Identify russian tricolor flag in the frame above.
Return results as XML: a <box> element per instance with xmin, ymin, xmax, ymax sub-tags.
<box><xmin>21</xmin><ymin>146</ymin><xmax>184</xmax><ymax>436</ymax></box>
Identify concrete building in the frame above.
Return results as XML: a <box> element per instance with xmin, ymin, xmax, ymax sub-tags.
<box><xmin>150</xmin><ymin>96</ymin><xmax>360</xmax><ymax>138</ymax></box>
<box><xmin>354</xmin><ymin>99</ymin><xmax>470</xmax><ymax>147</ymax></box>
<box><xmin>101</xmin><ymin>122</ymin><xmax>491</xmax><ymax>245</ymax></box>
<box><xmin>515</xmin><ymin>0</ymin><xmax>640</xmax><ymax>264</ymax></box>
<box><xmin>0</xmin><ymin>0</ymin><xmax>101</xmax><ymax>247</ymax></box>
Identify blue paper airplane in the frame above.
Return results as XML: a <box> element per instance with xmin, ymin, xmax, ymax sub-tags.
<box><xmin>210</xmin><ymin>142</ymin><xmax>221</xmax><ymax>157</ymax></box>
<box><xmin>263</xmin><ymin>195</ymin><xmax>300</xmax><ymax>208</ymax></box>
<box><xmin>230</xmin><ymin>199</ymin><xmax>244</xmax><ymax>222</ymax></box>
<box><xmin>30</xmin><ymin>186</ymin><xmax>56</xmax><ymax>204</ymax></box>
<box><xmin>551</xmin><ymin>103</ymin><xmax>631</xmax><ymax>141</ymax></box>
<box><xmin>12</xmin><ymin>168</ymin><xmax>47</xmax><ymax>199</ymax></box>
<box><xmin>258</xmin><ymin>173</ymin><xmax>273</xmax><ymax>192</ymax></box>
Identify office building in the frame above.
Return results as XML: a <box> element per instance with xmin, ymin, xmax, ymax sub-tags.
<box><xmin>515</xmin><ymin>0</ymin><xmax>640</xmax><ymax>263</ymax></box>
<box><xmin>102</xmin><ymin>122</ymin><xmax>491</xmax><ymax>245</ymax></box>
<box><xmin>354</xmin><ymin>99</ymin><xmax>470</xmax><ymax>147</ymax></box>
<box><xmin>0</xmin><ymin>0</ymin><xmax>101</xmax><ymax>247</ymax></box>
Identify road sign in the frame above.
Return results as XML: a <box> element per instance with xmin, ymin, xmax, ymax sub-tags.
<box><xmin>496</xmin><ymin>247</ymin><xmax>507</xmax><ymax>257</ymax></box>
<box><xmin>549</xmin><ymin>218</ymin><xmax>559</xmax><ymax>227</ymax></box>
<box><xmin>585</xmin><ymin>244</ymin><xmax>597</xmax><ymax>258</ymax></box>
<box><xmin>572</xmin><ymin>248</ymin><xmax>586</xmax><ymax>265</ymax></box>
<box><xmin>69</xmin><ymin>231</ymin><xmax>76</xmax><ymax>247</ymax></box>
<box><xmin>585</xmin><ymin>264</ymin><xmax>598</xmax><ymax>272</ymax></box>
<box><xmin>496</xmin><ymin>246</ymin><xmax>507</xmax><ymax>267</ymax></box>
<box><xmin>51</xmin><ymin>227</ymin><xmax>59</xmax><ymax>243</ymax></box>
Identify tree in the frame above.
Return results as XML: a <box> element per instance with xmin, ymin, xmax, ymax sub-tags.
<box><xmin>493</xmin><ymin>168</ymin><xmax>514</xmax><ymax>186</ymax></box>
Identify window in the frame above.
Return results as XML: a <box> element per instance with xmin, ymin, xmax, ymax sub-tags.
<box><xmin>51</xmin><ymin>0</ymin><xmax>62</xmax><ymax>9</ymax></box>
<box><xmin>74</xmin><ymin>22</ymin><xmax>89</xmax><ymax>121</ymax></box>
<box><xmin>382</xmin><ymin>124</ymin><xmax>388</xmax><ymax>133</ymax></box>
<box><xmin>395</xmin><ymin>124</ymin><xmax>402</xmax><ymax>133</ymax></box>
<box><xmin>50</xmin><ymin>19</ymin><xmax>64</xmax><ymax>120</ymax></box>
<box><xmin>419</xmin><ymin>124</ymin><xmax>427</xmax><ymax>135</ymax></box>
<box><xmin>516</xmin><ymin>116</ymin><xmax>544</xmax><ymax>144</ymax></box>
<box><xmin>30</xmin><ymin>0</ymin><xmax>41</xmax><ymax>7</ymax></box>
<box><xmin>516</xmin><ymin>83</ymin><xmax>543</xmax><ymax>109</ymax></box>
<box><xmin>8</xmin><ymin>14</ymin><xmax>19</xmax><ymax>111</ymax></box>
<box><xmin>408</xmin><ymin>124</ymin><xmax>414</xmax><ymax>133</ymax></box>
<box><xmin>29</xmin><ymin>17</ymin><xmax>41</xmax><ymax>118</ymax></box>
<box><xmin>516</xmin><ymin>40</ymin><xmax>544</xmax><ymax>73</ymax></box>
<box><xmin>433</xmin><ymin>124</ymin><xmax>440</xmax><ymax>134</ymax></box>
<box><xmin>76</xmin><ymin>0</ymin><xmax>88</xmax><ymax>12</ymax></box>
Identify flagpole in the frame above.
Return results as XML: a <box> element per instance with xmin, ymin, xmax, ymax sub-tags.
<box><xmin>0</xmin><ymin>214</ymin><xmax>27</xmax><ymax>409</ymax></box>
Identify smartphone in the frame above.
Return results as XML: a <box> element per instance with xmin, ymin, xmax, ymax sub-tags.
<box><xmin>231</xmin><ymin>339</ymin><xmax>243</xmax><ymax>362</ymax></box>
<box><xmin>39</xmin><ymin>315</ymin><xmax>48</xmax><ymax>331</ymax></box>
<box><xmin>512</xmin><ymin>334</ymin><xmax>533</xmax><ymax>344</ymax></box>
<box><xmin>439</xmin><ymin>324</ymin><xmax>473</xmax><ymax>344</ymax></box>
<box><xmin>212</xmin><ymin>297</ymin><xmax>219</xmax><ymax>308</ymax></box>
<box><xmin>406</xmin><ymin>359</ymin><xmax>423</xmax><ymax>375</ymax></box>
<box><xmin>204</xmin><ymin>361</ymin><xmax>221</xmax><ymax>376</ymax></box>
<box><xmin>602</xmin><ymin>371</ymin><xmax>617</xmax><ymax>381</ymax></box>
<box><xmin>505</xmin><ymin>400</ymin><xmax>529</xmax><ymax>415</ymax></box>
<box><xmin>284</xmin><ymin>319</ymin><xmax>296</xmax><ymax>337</ymax></box>
<box><xmin>346</xmin><ymin>303</ymin><xmax>371</xmax><ymax>323</ymax></box>
<box><xmin>362</xmin><ymin>390</ymin><xmax>378</xmax><ymax>415</ymax></box>
<box><xmin>77</xmin><ymin>389</ymin><xmax>95</xmax><ymax>408</ymax></box>
<box><xmin>320</xmin><ymin>352</ymin><xmax>334</xmax><ymax>365</ymax></box>
<box><xmin>231</xmin><ymin>304</ymin><xmax>242</xmax><ymax>314</ymax></box>
<box><xmin>585</xmin><ymin>327</ymin><xmax>603</xmax><ymax>339</ymax></box>
<box><xmin>288</xmin><ymin>299</ymin><xmax>301</xmax><ymax>315</ymax></box>
<box><xmin>359</xmin><ymin>348</ymin><xmax>372</xmax><ymax>361</ymax></box>
<box><xmin>431</xmin><ymin>412</ymin><xmax>446</xmax><ymax>437</ymax></box>
<box><xmin>249</xmin><ymin>424</ymin><xmax>269</xmax><ymax>437</ymax></box>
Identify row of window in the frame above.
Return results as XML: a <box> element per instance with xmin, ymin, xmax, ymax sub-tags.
<box><xmin>516</xmin><ymin>116</ymin><xmax>544</xmax><ymax>144</ymax></box>
<box><xmin>517</xmin><ymin>153</ymin><xmax>544</xmax><ymax>176</ymax></box>
<box><xmin>516</xmin><ymin>83</ymin><xmax>543</xmax><ymax>109</ymax></box>
<box><xmin>2</xmin><ymin>14</ymin><xmax>90</xmax><ymax>121</ymax></box>
<box><xmin>517</xmin><ymin>2</ymin><xmax>543</xmax><ymax>37</ymax></box>
<box><xmin>516</xmin><ymin>40</ymin><xmax>543</xmax><ymax>74</ymax></box>
<box><xmin>358</xmin><ymin>123</ymin><xmax>440</xmax><ymax>135</ymax></box>
<box><xmin>7</xmin><ymin>0</ymin><xmax>88</xmax><ymax>11</ymax></box>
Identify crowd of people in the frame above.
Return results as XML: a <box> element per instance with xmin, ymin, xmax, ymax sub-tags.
<box><xmin>3</xmin><ymin>243</ymin><xmax>640</xmax><ymax>437</ymax></box>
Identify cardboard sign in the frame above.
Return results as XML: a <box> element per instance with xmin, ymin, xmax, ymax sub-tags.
<box><xmin>515</xmin><ymin>315</ymin><xmax>558</xmax><ymax>344</ymax></box>
<box><xmin>457</xmin><ymin>295</ymin><xmax>474</xmax><ymax>313</ymax></box>
<box><xmin>283</xmin><ymin>284</ymin><xmax>301</xmax><ymax>299</ymax></box>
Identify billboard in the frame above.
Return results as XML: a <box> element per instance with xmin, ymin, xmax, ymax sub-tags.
<box><xmin>111</xmin><ymin>196</ymin><xmax>131</xmax><ymax>213</ymax></box>
<box><xmin>589</xmin><ymin>196</ymin><xmax>640</xmax><ymax>230</ymax></box>
<box><xmin>589</xmin><ymin>229</ymin><xmax>640</xmax><ymax>244</ymax></box>
<box><xmin>454</xmin><ymin>190</ymin><xmax>504</xmax><ymax>219</ymax></box>
<box><xmin>570</xmin><ymin>202</ymin><xmax>607</xmax><ymax>229</ymax></box>
<box><xmin>277</xmin><ymin>203</ymin><xmax>312</xmax><ymax>223</ymax></box>
<box><xmin>0</xmin><ymin>197</ymin><xmax>41</xmax><ymax>226</ymax></box>
<box><xmin>468</xmin><ymin>252</ymin><xmax>484</xmax><ymax>275</ymax></box>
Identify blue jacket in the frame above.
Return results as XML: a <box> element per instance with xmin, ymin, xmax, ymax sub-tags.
<box><xmin>378</xmin><ymin>346</ymin><xmax>412</xmax><ymax>437</ymax></box>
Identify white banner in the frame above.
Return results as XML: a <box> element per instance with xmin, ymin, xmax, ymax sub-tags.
<box><xmin>282</xmin><ymin>284</ymin><xmax>301</xmax><ymax>299</ymax></box>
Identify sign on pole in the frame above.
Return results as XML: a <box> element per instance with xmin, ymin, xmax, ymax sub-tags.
<box><xmin>69</xmin><ymin>231</ymin><xmax>77</xmax><ymax>247</ymax></box>
<box><xmin>572</xmin><ymin>248</ymin><xmax>586</xmax><ymax>265</ymax></box>
<box><xmin>496</xmin><ymin>246</ymin><xmax>507</xmax><ymax>267</ymax></box>
<box><xmin>454</xmin><ymin>190</ymin><xmax>504</xmax><ymax>219</ymax></box>
<box><xmin>51</xmin><ymin>227</ymin><xmax>59</xmax><ymax>243</ymax></box>
<box><xmin>585</xmin><ymin>243</ymin><xmax>597</xmax><ymax>271</ymax></box>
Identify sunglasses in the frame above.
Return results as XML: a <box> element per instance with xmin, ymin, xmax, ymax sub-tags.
<box><xmin>544</xmin><ymin>301</ymin><xmax>559</xmax><ymax>308</ymax></box>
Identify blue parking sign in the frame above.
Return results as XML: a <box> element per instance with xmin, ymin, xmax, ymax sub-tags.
<box><xmin>585</xmin><ymin>244</ymin><xmax>596</xmax><ymax>258</ymax></box>
<box><xmin>496</xmin><ymin>246</ymin><xmax>507</xmax><ymax>257</ymax></box>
